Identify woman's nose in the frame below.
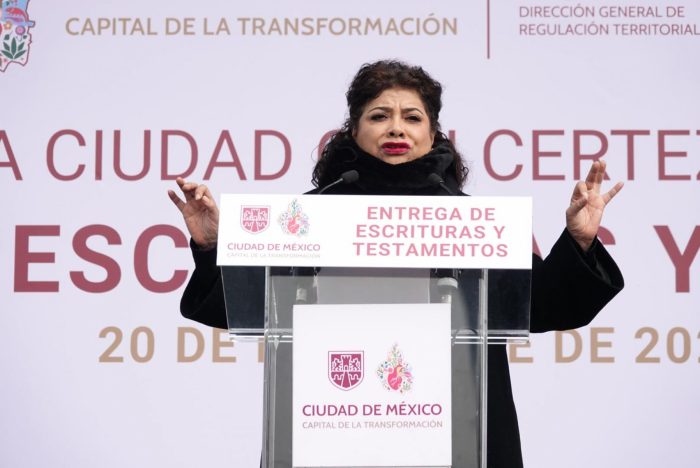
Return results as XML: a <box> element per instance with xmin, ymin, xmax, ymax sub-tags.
<box><xmin>387</xmin><ymin>117</ymin><xmax>405</xmax><ymax>137</ymax></box>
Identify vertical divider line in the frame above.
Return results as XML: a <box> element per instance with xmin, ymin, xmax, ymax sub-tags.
<box><xmin>487</xmin><ymin>0</ymin><xmax>491</xmax><ymax>59</ymax></box>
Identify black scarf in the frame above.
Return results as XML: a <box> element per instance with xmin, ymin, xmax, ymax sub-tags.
<box><xmin>317</xmin><ymin>141</ymin><xmax>460</xmax><ymax>195</ymax></box>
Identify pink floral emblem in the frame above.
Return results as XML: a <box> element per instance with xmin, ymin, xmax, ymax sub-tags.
<box><xmin>278</xmin><ymin>198</ymin><xmax>309</xmax><ymax>236</ymax></box>
<box><xmin>328</xmin><ymin>351</ymin><xmax>364</xmax><ymax>391</ymax></box>
<box><xmin>377</xmin><ymin>344</ymin><xmax>413</xmax><ymax>393</ymax></box>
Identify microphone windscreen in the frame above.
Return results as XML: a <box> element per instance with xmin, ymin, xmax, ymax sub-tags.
<box><xmin>341</xmin><ymin>170</ymin><xmax>359</xmax><ymax>184</ymax></box>
<box><xmin>426</xmin><ymin>173</ymin><xmax>444</xmax><ymax>186</ymax></box>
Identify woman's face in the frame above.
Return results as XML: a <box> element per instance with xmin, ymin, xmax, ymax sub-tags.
<box><xmin>353</xmin><ymin>87</ymin><xmax>435</xmax><ymax>165</ymax></box>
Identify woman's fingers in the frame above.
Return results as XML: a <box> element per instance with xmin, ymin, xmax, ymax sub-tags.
<box><xmin>596</xmin><ymin>160</ymin><xmax>607</xmax><ymax>188</ymax></box>
<box><xmin>171</xmin><ymin>179</ymin><xmax>218</xmax><ymax>215</ymax></box>
<box><xmin>567</xmin><ymin>181</ymin><xmax>588</xmax><ymax>215</ymax></box>
<box><xmin>200</xmin><ymin>194</ymin><xmax>217</xmax><ymax>210</ymax></box>
<box><xmin>570</xmin><ymin>180</ymin><xmax>587</xmax><ymax>202</ymax></box>
<box><xmin>584</xmin><ymin>160</ymin><xmax>606</xmax><ymax>192</ymax></box>
<box><xmin>167</xmin><ymin>189</ymin><xmax>185</xmax><ymax>212</ymax></box>
<box><xmin>602</xmin><ymin>181</ymin><xmax>624</xmax><ymax>205</ymax></box>
<box><xmin>177</xmin><ymin>178</ymin><xmax>204</xmax><ymax>201</ymax></box>
<box><xmin>194</xmin><ymin>184</ymin><xmax>210</xmax><ymax>201</ymax></box>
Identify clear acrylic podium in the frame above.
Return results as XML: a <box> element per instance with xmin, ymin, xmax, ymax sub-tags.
<box><xmin>222</xmin><ymin>265</ymin><xmax>531</xmax><ymax>468</ymax></box>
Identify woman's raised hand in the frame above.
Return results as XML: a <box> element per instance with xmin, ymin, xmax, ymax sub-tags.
<box><xmin>168</xmin><ymin>177</ymin><xmax>220</xmax><ymax>250</ymax></box>
<box><xmin>565</xmin><ymin>160</ymin><xmax>623</xmax><ymax>252</ymax></box>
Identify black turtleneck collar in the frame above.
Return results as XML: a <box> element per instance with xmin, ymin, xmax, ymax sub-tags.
<box><xmin>313</xmin><ymin>141</ymin><xmax>461</xmax><ymax>196</ymax></box>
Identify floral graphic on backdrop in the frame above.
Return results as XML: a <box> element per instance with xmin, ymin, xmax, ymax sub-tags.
<box><xmin>1</xmin><ymin>0</ymin><xmax>35</xmax><ymax>72</ymax></box>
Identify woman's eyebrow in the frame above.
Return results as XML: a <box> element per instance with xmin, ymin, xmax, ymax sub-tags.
<box><xmin>401</xmin><ymin>107</ymin><xmax>425</xmax><ymax>114</ymax></box>
<box><xmin>367</xmin><ymin>106</ymin><xmax>425</xmax><ymax>114</ymax></box>
<box><xmin>367</xmin><ymin>106</ymin><xmax>392</xmax><ymax>112</ymax></box>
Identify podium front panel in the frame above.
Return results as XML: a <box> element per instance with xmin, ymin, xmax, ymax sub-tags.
<box><xmin>221</xmin><ymin>266</ymin><xmax>531</xmax><ymax>468</ymax></box>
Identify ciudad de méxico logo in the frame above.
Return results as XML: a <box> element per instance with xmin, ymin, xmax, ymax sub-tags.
<box><xmin>240</xmin><ymin>199</ymin><xmax>310</xmax><ymax>237</ymax></box>
<box><xmin>1</xmin><ymin>0</ymin><xmax>34</xmax><ymax>72</ymax></box>
<box><xmin>328</xmin><ymin>344</ymin><xmax>414</xmax><ymax>393</ymax></box>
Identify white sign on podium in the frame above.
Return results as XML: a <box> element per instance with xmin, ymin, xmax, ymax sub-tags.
<box><xmin>217</xmin><ymin>194</ymin><xmax>532</xmax><ymax>269</ymax></box>
<box><xmin>293</xmin><ymin>303</ymin><xmax>452</xmax><ymax>468</ymax></box>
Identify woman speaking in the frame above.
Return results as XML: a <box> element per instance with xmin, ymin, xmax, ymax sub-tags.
<box><xmin>168</xmin><ymin>60</ymin><xmax>624</xmax><ymax>468</ymax></box>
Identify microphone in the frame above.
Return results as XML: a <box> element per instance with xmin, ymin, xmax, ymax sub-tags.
<box><xmin>434</xmin><ymin>268</ymin><xmax>461</xmax><ymax>304</ymax></box>
<box><xmin>317</xmin><ymin>170</ymin><xmax>360</xmax><ymax>194</ymax></box>
<box><xmin>427</xmin><ymin>173</ymin><xmax>456</xmax><ymax>196</ymax></box>
<box><xmin>289</xmin><ymin>266</ymin><xmax>318</xmax><ymax>304</ymax></box>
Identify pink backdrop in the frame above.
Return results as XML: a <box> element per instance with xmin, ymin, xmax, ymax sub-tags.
<box><xmin>2</xmin><ymin>1</ymin><xmax>698</xmax><ymax>467</ymax></box>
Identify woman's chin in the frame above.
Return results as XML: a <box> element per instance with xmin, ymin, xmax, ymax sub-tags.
<box><xmin>374</xmin><ymin>152</ymin><xmax>420</xmax><ymax>165</ymax></box>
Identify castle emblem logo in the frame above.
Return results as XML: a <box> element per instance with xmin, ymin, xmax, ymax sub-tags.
<box><xmin>1</xmin><ymin>0</ymin><xmax>35</xmax><ymax>72</ymax></box>
<box><xmin>377</xmin><ymin>344</ymin><xmax>413</xmax><ymax>393</ymax></box>
<box><xmin>328</xmin><ymin>351</ymin><xmax>364</xmax><ymax>391</ymax></box>
<box><xmin>278</xmin><ymin>198</ymin><xmax>309</xmax><ymax>236</ymax></box>
<box><xmin>240</xmin><ymin>206</ymin><xmax>270</xmax><ymax>234</ymax></box>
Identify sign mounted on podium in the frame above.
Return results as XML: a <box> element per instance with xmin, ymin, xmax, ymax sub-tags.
<box><xmin>217</xmin><ymin>194</ymin><xmax>532</xmax><ymax>269</ymax></box>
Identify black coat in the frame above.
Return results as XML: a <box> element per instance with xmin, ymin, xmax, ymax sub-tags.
<box><xmin>179</xmin><ymin>146</ymin><xmax>624</xmax><ymax>467</ymax></box>
<box><xmin>181</xmin><ymin>235</ymin><xmax>622</xmax><ymax>468</ymax></box>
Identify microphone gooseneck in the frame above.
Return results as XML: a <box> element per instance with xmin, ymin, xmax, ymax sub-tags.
<box><xmin>318</xmin><ymin>170</ymin><xmax>360</xmax><ymax>194</ymax></box>
<box><xmin>303</xmin><ymin>170</ymin><xmax>360</xmax><ymax>301</ymax></box>
<box><xmin>427</xmin><ymin>173</ymin><xmax>456</xmax><ymax>196</ymax></box>
<box><xmin>428</xmin><ymin>172</ymin><xmax>459</xmax><ymax>301</ymax></box>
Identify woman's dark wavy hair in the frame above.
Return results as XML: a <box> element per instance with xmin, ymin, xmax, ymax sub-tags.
<box><xmin>312</xmin><ymin>60</ymin><xmax>468</xmax><ymax>188</ymax></box>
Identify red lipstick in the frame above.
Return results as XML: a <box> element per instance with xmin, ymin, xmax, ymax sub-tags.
<box><xmin>381</xmin><ymin>142</ymin><xmax>411</xmax><ymax>155</ymax></box>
